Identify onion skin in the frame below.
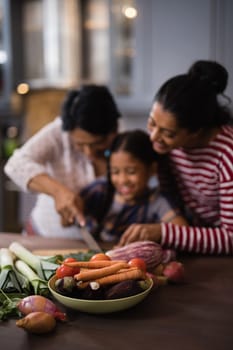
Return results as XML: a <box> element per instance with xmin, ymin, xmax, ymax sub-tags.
<box><xmin>163</xmin><ymin>261</ymin><xmax>185</xmax><ymax>283</ymax></box>
<box><xmin>17</xmin><ymin>295</ymin><xmax>66</xmax><ymax>321</ymax></box>
<box><xmin>16</xmin><ymin>311</ymin><xmax>56</xmax><ymax>334</ymax></box>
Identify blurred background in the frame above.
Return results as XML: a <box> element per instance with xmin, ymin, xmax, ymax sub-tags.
<box><xmin>0</xmin><ymin>0</ymin><xmax>233</xmax><ymax>233</ymax></box>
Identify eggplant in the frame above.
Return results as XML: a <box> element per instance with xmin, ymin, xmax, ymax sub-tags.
<box><xmin>106</xmin><ymin>240</ymin><xmax>163</xmax><ymax>271</ymax></box>
<box><xmin>80</xmin><ymin>283</ymin><xmax>105</xmax><ymax>300</ymax></box>
<box><xmin>54</xmin><ymin>276</ymin><xmax>76</xmax><ymax>295</ymax></box>
<box><xmin>105</xmin><ymin>280</ymin><xmax>143</xmax><ymax>300</ymax></box>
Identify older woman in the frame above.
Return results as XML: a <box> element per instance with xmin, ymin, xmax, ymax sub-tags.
<box><xmin>4</xmin><ymin>85</ymin><xmax>122</xmax><ymax>238</ymax></box>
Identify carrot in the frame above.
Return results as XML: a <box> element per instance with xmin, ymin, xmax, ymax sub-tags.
<box><xmin>63</xmin><ymin>260</ymin><xmax>127</xmax><ymax>269</ymax></box>
<box><xmin>78</xmin><ymin>267</ymin><xmax>146</xmax><ymax>288</ymax></box>
<box><xmin>74</xmin><ymin>262</ymin><xmax>129</xmax><ymax>281</ymax></box>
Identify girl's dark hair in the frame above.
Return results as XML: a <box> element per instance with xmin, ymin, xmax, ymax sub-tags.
<box><xmin>110</xmin><ymin>129</ymin><xmax>158</xmax><ymax>165</ymax></box>
<box><xmin>94</xmin><ymin>130</ymin><xmax>157</xmax><ymax>236</ymax></box>
<box><xmin>154</xmin><ymin>60</ymin><xmax>232</xmax><ymax>131</ymax></box>
<box><xmin>61</xmin><ymin>84</ymin><xmax>121</xmax><ymax>134</ymax></box>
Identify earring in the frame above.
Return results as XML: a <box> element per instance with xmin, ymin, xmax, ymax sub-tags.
<box><xmin>104</xmin><ymin>149</ymin><xmax>110</xmax><ymax>158</ymax></box>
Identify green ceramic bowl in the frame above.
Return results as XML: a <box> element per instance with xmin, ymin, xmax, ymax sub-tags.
<box><xmin>48</xmin><ymin>275</ymin><xmax>153</xmax><ymax>314</ymax></box>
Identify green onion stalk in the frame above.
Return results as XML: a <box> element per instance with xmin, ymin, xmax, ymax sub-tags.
<box><xmin>0</xmin><ymin>248</ymin><xmax>30</xmax><ymax>294</ymax></box>
<box><xmin>9</xmin><ymin>242</ymin><xmax>60</xmax><ymax>281</ymax></box>
<box><xmin>15</xmin><ymin>260</ymin><xmax>49</xmax><ymax>297</ymax></box>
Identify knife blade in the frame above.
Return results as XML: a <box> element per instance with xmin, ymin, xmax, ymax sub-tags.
<box><xmin>79</xmin><ymin>225</ymin><xmax>102</xmax><ymax>252</ymax></box>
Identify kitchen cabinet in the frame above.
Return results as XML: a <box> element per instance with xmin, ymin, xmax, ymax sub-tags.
<box><xmin>0</xmin><ymin>163</ymin><xmax>22</xmax><ymax>232</ymax></box>
<box><xmin>11</xmin><ymin>0</ymin><xmax>233</xmax><ymax>118</ymax></box>
<box><xmin>0</xmin><ymin>0</ymin><xmax>24</xmax><ymax>231</ymax></box>
<box><xmin>80</xmin><ymin>0</ymin><xmax>233</xmax><ymax>123</ymax></box>
<box><xmin>0</xmin><ymin>0</ymin><xmax>12</xmax><ymax>109</ymax></box>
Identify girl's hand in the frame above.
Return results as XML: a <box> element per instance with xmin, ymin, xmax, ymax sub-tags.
<box><xmin>116</xmin><ymin>223</ymin><xmax>162</xmax><ymax>247</ymax></box>
<box><xmin>54</xmin><ymin>188</ymin><xmax>85</xmax><ymax>227</ymax></box>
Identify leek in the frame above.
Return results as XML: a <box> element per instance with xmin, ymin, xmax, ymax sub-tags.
<box><xmin>15</xmin><ymin>260</ymin><xmax>49</xmax><ymax>297</ymax></box>
<box><xmin>9</xmin><ymin>242</ymin><xmax>59</xmax><ymax>281</ymax></box>
<box><xmin>0</xmin><ymin>248</ymin><xmax>30</xmax><ymax>294</ymax></box>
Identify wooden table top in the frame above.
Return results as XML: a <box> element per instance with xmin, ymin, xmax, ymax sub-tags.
<box><xmin>1</xmin><ymin>232</ymin><xmax>233</xmax><ymax>350</ymax></box>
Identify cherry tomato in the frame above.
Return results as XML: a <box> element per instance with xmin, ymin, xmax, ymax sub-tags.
<box><xmin>63</xmin><ymin>257</ymin><xmax>79</xmax><ymax>263</ymax></box>
<box><xmin>90</xmin><ymin>253</ymin><xmax>111</xmax><ymax>261</ymax></box>
<box><xmin>56</xmin><ymin>265</ymin><xmax>75</xmax><ymax>279</ymax></box>
<box><xmin>128</xmin><ymin>258</ymin><xmax>147</xmax><ymax>272</ymax></box>
<box><xmin>56</xmin><ymin>257</ymin><xmax>80</xmax><ymax>278</ymax></box>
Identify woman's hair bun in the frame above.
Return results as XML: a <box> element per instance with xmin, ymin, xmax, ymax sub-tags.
<box><xmin>188</xmin><ymin>60</ymin><xmax>228</xmax><ymax>94</ymax></box>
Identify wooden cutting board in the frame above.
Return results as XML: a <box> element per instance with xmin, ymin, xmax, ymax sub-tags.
<box><xmin>32</xmin><ymin>248</ymin><xmax>87</xmax><ymax>256</ymax></box>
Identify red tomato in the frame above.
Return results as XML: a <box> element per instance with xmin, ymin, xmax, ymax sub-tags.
<box><xmin>56</xmin><ymin>265</ymin><xmax>75</xmax><ymax>279</ymax></box>
<box><xmin>90</xmin><ymin>253</ymin><xmax>111</xmax><ymax>261</ymax></box>
<box><xmin>63</xmin><ymin>257</ymin><xmax>78</xmax><ymax>263</ymax></box>
<box><xmin>128</xmin><ymin>258</ymin><xmax>147</xmax><ymax>272</ymax></box>
<box><xmin>56</xmin><ymin>257</ymin><xmax>80</xmax><ymax>278</ymax></box>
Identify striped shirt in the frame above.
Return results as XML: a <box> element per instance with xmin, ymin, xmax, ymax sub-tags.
<box><xmin>158</xmin><ymin>125</ymin><xmax>233</xmax><ymax>255</ymax></box>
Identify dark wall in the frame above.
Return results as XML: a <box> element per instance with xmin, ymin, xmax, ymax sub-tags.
<box><xmin>10</xmin><ymin>0</ymin><xmax>25</xmax><ymax>88</ymax></box>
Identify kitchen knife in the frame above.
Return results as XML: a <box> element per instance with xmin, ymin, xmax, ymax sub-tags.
<box><xmin>78</xmin><ymin>225</ymin><xmax>102</xmax><ymax>252</ymax></box>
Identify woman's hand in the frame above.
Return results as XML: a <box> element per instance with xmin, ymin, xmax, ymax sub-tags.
<box><xmin>116</xmin><ymin>223</ymin><xmax>162</xmax><ymax>247</ymax></box>
<box><xmin>54</xmin><ymin>188</ymin><xmax>85</xmax><ymax>227</ymax></box>
<box><xmin>28</xmin><ymin>173</ymin><xmax>86</xmax><ymax>227</ymax></box>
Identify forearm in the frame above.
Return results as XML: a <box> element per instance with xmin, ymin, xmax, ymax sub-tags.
<box><xmin>28</xmin><ymin>173</ymin><xmax>67</xmax><ymax>198</ymax></box>
<box><xmin>4</xmin><ymin>150</ymin><xmax>48</xmax><ymax>192</ymax></box>
<box><xmin>161</xmin><ymin>223</ymin><xmax>233</xmax><ymax>254</ymax></box>
<box><xmin>4</xmin><ymin>119</ymin><xmax>61</xmax><ymax>192</ymax></box>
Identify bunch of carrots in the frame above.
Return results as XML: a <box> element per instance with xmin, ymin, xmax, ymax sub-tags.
<box><xmin>63</xmin><ymin>259</ymin><xmax>147</xmax><ymax>288</ymax></box>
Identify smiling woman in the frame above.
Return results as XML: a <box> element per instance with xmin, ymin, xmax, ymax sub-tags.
<box><xmin>118</xmin><ymin>60</ymin><xmax>233</xmax><ymax>255</ymax></box>
<box><xmin>147</xmin><ymin>104</ymin><xmax>190</xmax><ymax>153</ymax></box>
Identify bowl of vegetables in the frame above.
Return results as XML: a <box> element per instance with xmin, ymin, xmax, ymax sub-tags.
<box><xmin>48</xmin><ymin>252</ymin><xmax>154</xmax><ymax>314</ymax></box>
<box><xmin>48</xmin><ymin>274</ymin><xmax>153</xmax><ymax>314</ymax></box>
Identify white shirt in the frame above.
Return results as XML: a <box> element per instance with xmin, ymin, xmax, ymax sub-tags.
<box><xmin>4</xmin><ymin>118</ymin><xmax>96</xmax><ymax>238</ymax></box>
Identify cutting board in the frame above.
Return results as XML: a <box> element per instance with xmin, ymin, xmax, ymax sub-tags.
<box><xmin>32</xmin><ymin>248</ymin><xmax>87</xmax><ymax>256</ymax></box>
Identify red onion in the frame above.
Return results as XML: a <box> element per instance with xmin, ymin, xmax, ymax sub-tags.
<box><xmin>16</xmin><ymin>311</ymin><xmax>56</xmax><ymax>334</ymax></box>
<box><xmin>163</xmin><ymin>261</ymin><xmax>185</xmax><ymax>283</ymax></box>
<box><xmin>17</xmin><ymin>295</ymin><xmax>66</xmax><ymax>321</ymax></box>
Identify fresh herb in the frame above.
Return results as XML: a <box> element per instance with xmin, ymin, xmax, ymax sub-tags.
<box><xmin>0</xmin><ymin>289</ymin><xmax>24</xmax><ymax>321</ymax></box>
<box><xmin>63</xmin><ymin>250</ymin><xmax>97</xmax><ymax>261</ymax></box>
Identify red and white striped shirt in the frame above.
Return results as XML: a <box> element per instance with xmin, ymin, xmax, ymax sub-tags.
<box><xmin>159</xmin><ymin>125</ymin><xmax>233</xmax><ymax>254</ymax></box>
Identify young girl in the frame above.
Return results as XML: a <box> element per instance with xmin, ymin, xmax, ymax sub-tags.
<box><xmin>81</xmin><ymin>129</ymin><xmax>188</xmax><ymax>243</ymax></box>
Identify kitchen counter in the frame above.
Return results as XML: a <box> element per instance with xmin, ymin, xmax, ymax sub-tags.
<box><xmin>1</xmin><ymin>233</ymin><xmax>233</xmax><ymax>350</ymax></box>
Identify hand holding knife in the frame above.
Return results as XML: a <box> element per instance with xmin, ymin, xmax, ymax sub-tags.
<box><xmin>74</xmin><ymin>220</ymin><xmax>102</xmax><ymax>252</ymax></box>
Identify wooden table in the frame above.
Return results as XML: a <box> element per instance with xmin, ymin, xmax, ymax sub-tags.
<box><xmin>1</xmin><ymin>233</ymin><xmax>233</xmax><ymax>350</ymax></box>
